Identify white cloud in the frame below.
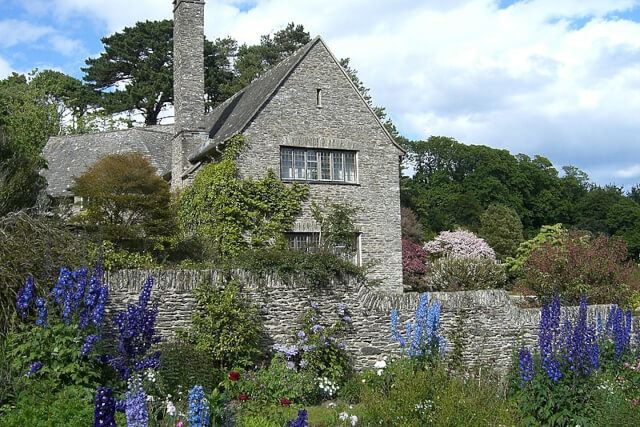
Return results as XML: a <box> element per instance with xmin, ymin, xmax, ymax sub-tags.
<box><xmin>616</xmin><ymin>164</ymin><xmax>640</xmax><ymax>179</ymax></box>
<box><xmin>0</xmin><ymin>20</ymin><xmax>54</xmax><ymax>48</ymax></box>
<box><xmin>0</xmin><ymin>55</ymin><xmax>13</xmax><ymax>78</ymax></box>
<box><xmin>49</xmin><ymin>34</ymin><xmax>83</xmax><ymax>56</ymax></box>
<box><xmin>9</xmin><ymin>0</ymin><xmax>640</xmax><ymax>187</ymax></box>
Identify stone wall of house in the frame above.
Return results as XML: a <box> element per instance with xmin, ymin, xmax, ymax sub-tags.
<box><xmin>104</xmin><ymin>269</ymin><xmax>617</xmax><ymax>375</ymax></box>
<box><xmin>235</xmin><ymin>39</ymin><xmax>404</xmax><ymax>294</ymax></box>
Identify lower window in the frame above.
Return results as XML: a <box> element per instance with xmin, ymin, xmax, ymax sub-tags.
<box><xmin>286</xmin><ymin>232</ymin><xmax>360</xmax><ymax>265</ymax></box>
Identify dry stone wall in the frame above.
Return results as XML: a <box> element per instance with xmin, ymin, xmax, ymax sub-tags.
<box><xmin>105</xmin><ymin>269</ymin><xmax>618</xmax><ymax>374</ymax></box>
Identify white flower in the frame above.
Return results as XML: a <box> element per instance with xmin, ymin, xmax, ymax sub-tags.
<box><xmin>377</xmin><ymin>369</ymin><xmax>383</xmax><ymax>376</ymax></box>
<box><xmin>361</xmin><ymin>379</ymin><xmax>366</xmax><ymax>383</ymax></box>
<box><xmin>339</xmin><ymin>412</ymin><xmax>349</xmax><ymax>421</ymax></box>
<box><xmin>166</xmin><ymin>402</ymin><xmax>176</xmax><ymax>416</ymax></box>
<box><xmin>350</xmin><ymin>415</ymin><xmax>358</xmax><ymax>426</ymax></box>
<box><xmin>146</xmin><ymin>395</ymin><xmax>155</xmax><ymax>402</ymax></box>
<box><xmin>383</xmin><ymin>356</ymin><xmax>388</xmax><ymax>361</ymax></box>
<box><xmin>374</xmin><ymin>360</ymin><xmax>386</xmax><ymax>369</ymax></box>
<box><xmin>328</xmin><ymin>402</ymin><xmax>336</xmax><ymax>408</ymax></box>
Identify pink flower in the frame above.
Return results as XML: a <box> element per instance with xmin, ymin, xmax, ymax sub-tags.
<box><xmin>624</xmin><ymin>362</ymin><xmax>630</xmax><ymax>368</ymax></box>
<box><xmin>178</xmin><ymin>422</ymin><xmax>184</xmax><ymax>427</ymax></box>
<box><xmin>633</xmin><ymin>399</ymin><xmax>639</xmax><ymax>406</ymax></box>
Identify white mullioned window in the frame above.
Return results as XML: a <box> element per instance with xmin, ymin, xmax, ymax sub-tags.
<box><xmin>280</xmin><ymin>147</ymin><xmax>357</xmax><ymax>183</ymax></box>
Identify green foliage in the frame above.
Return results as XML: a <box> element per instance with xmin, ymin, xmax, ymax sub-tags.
<box><xmin>429</xmin><ymin>255</ymin><xmax>507</xmax><ymax>291</ymax></box>
<box><xmin>505</xmin><ymin>223</ymin><xmax>566</xmax><ymax>278</ymax></box>
<box><xmin>157</xmin><ymin>340</ymin><xmax>220</xmax><ymax>394</ymax></box>
<box><xmin>0</xmin><ymin>379</ymin><xmax>94</xmax><ymax>427</ymax></box>
<box><xmin>355</xmin><ymin>359</ymin><xmax>520</xmax><ymax>426</ymax></box>
<box><xmin>401</xmin><ymin>206</ymin><xmax>426</xmax><ymax>244</ymax></box>
<box><xmin>225</xmin><ymin>353</ymin><xmax>316</xmax><ymax>406</ymax></box>
<box><xmin>311</xmin><ymin>199</ymin><xmax>359</xmax><ymax>255</ymax></box>
<box><xmin>518</xmin><ymin>231</ymin><xmax>638</xmax><ymax>304</ymax></box>
<box><xmin>82</xmin><ymin>19</ymin><xmax>174</xmax><ymax>125</ymax></box>
<box><xmin>478</xmin><ymin>203</ymin><xmax>524</xmax><ymax>261</ymax></box>
<box><xmin>183</xmin><ymin>281</ymin><xmax>263</xmax><ymax>371</ymax></box>
<box><xmin>0</xmin><ymin>212</ymin><xmax>93</xmax><ymax>337</ymax></box>
<box><xmin>89</xmin><ymin>240</ymin><xmax>156</xmax><ymax>271</ymax></box>
<box><xmin>178</xmin><ymin>136</ymin><xmax>308</xmax><ymax>259</ymax></box>
<box><xmin>230</xmin><ymin>248</ymin><xmax>362</xmax><ymax>287</ymax></box>
<box><xmin>72</xmin><ymin>152</ymin><xmax>176</xmax><ymax>252</ymax></box>
<box><xmin>4</xmin><ymin>319</ymin><xmax>101</xmax><ymax>394</ymax></box>
<box><xmin>509</xmin><ymin>352</ymin><xmax>598</xmax><ymax>426</ymax></box>
<box><xmin>296</xmin><ymin>304</ymin><xmax>353</xmax><ymax>384</ymax></box>
<box><xmin>0</xmin><ymin>72</ymin><xmax>60</xmax><ymax>214</ymax></box>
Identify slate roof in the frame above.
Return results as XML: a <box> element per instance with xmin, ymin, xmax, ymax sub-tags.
<box><xmin>189</xmin><ymin>37</ymin><xmax>321</xmax><ymax>162</ymax></box>
<box><xmin>42</xmin><ymin>126</ymin><xmax>173</xmax><ymax>197</ymax></box>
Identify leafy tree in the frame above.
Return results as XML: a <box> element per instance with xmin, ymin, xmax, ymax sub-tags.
<box><xmin>0</xmin><ymin>72</ymin><xmax>59</xmax><ymax>215</ymax></box>
<box><xmin>478</xmin><ymin>204</ymin><xmax>524</xmax><ymax>261</ymax></box>
<box><xmin>518</xmin><ymin>231</ymin><xmax>639</xmax><ymax>305</ymax></box>
<box><xmin>71</xmin><ymin>153</ymin><xmax>175</xmax><ymax>251</ymax></box>
<box><xmin>402</xmin><ymin>238</ymin><xmax>428</xmax><ymax>290</ymax></box>
<box><xmin>178</xmin><ymin>136</ymin><xmax>308</xmax><ymax>259</ymax></box>
<box><xmin>401</xmin><ymin>206</ymin><xmax>425</xmax><ymax>243</ymax></box>
<box><xmin>204</xmin><ymin>37</ymin><xmax>237</xmax><ymax>112</ymax></box>
<box><xmin>606</xmin><ymin>198</ymin><xmax>640</xmax><ymax>260</ymax></box>
<box><xmin>505</xmin><ymin>223</ymin><xmax>566</xmax><ymax>278</ymax></box>
<box><xmin>30</xmin><ymin>70</ymin><xmax>98</xmax><ymax>134</ymax></box>
<box><xmin>83</xmin><ymin>20</ymin><xmax>174</xmax><ymax>125</ymax></box>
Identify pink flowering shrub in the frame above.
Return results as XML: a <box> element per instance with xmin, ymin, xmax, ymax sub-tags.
<box><xmin>424</xmin><ymin>230</ymin><xmax>496</xmax><ymax>260</ymax></box>
<box><xmin>402</xmin><ymin>239</ymin><xmax>429</xmax><ymax>290</ymax></box>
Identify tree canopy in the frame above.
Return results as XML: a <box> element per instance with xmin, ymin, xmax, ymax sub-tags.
<box><xmin>71</xmin><ymin>153</ymin><xmax>175</xmax><ymax>251</ymax></box>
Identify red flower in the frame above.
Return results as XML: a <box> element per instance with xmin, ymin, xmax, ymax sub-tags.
<box><xmin>281</xmin><ymin>398</ymin><xmax>291</xmax><ymax>406</ymax></box>
<box><xmin>238</xmin><ymin>394</ymin><xmax>248</xmax><ymax>402</ymax></box>
<box><xmin>229</xmin><ymin>371</ymin><xmax>240</xmax><ymax>381</ymax></box>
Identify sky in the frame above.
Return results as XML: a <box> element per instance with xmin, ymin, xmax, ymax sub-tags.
<box><xmin>1</xmin><ymin>0</ymin><xmax>640</xmax><ymax>189</ymax></box>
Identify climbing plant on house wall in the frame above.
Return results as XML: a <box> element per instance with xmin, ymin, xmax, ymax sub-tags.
<box><xmin>177</xmin><ymin>135</ymin><xmax>309</xmax><ymax>259</ymax></box>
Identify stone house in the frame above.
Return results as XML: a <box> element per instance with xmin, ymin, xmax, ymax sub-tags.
<box><xmin>42</xmin><ymin>0</ymin><xmax>404</xmax><ymax>293</ymax></box>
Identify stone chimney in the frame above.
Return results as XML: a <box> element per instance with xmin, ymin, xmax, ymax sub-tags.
<box><xmin>172</xmin><ymin>0</ymin><xmax>207</xmax><ymax>189</ymax></box>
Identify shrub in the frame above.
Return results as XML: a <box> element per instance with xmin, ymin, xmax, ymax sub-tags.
<box><xmin>430</xmin><ymin>254</ymin><xmax>507</xmax><ymax>291</ymax></box>
<box><xmin>401</xmin><ymin>206</ymin><xmax>425</xmax><ymax>244</ymax></box>
<box><xmin>0</xmin><ymin>212</ymin><xmax>94</xmax><ymax>337</ymax></box>
<box><xmin>424</xmin><ymin>229</ymin><xmax>496</xmax><ymax>260</ymax></box>
<box><xmin>230</xmin><ymin>247</ymin><xmax>362</xmax><ymax>287</ymax></box>
<box><xmin>518</xmin><ymin>231</ymin><xmax>639</xmax><ymax>305</ymax></box>
<box><xmin>178</xmin><ymin>136</ymin><xmax>308</xmax><ymax>259</ymax></box>
<box><xmin>183</xmin><ymin>281</ymin><xmax>263</xmax><ymax>371</ymax></box>
<box><xmin>478</xmin><ymin>203</ymin><xmax>524</xmax><ymax>261</ymax></box>
<box><xmin>0</xmin><ymin>379</ymin><xmax>95</xmax><ymax>427</ymax></box>
<box><xmin>402</xmin><ymin>238</ymin><xmax>428</xmax><ymax>290</ymax></box>
<box><xmin>71</xmin><ymin>152</ymin><xmax>176</xmax><ymax>253</ymax></box>
<box><xmin>505</xmin><ymin>223</ymin><xmax>566</xmax><ymax>278</ymax></box>
<box><xmin>157</xmin><ymin>341</ymin><xmax>219</xmax><ymax>394</ymax></box>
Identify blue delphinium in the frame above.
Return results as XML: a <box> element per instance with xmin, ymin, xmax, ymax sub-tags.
<box><xmin>286</xmin><ymin>409</ymin><xmax>308</xmax><ymax>427</ymax></box>
<box><xmin>188</xmin><ymin>385</ymin><xmax>210</xmax><ymax>427</ymax></box>
<box><xmin>82</xmin><ymin>334</ymin><xmax>100</xmax><ymax>357</ymax></box>
<box><xmin>107</xmin><ymin>276</ymin><xmax>161</xmax><ymax>379</ymax></box>
<box><xmin>35</xmin><ymin>297</ymin><xmax>48</xmax><ymax>328</ymax></box>
<box><xmin>16</xmin><ymin>275</ymin><xmax>35</xmax><ymax>317</ymax></box>
<box><xmin>94</xmin><ymin>387</ymin><xmax>117</xmax><ymax>427</ymax></box>
<box><xmin>605</xmin><ymin>305</ymin><xmax>633</xmax><ymax>361</ymax></box>
<box><xmin>125</xmin><ymin>388</ymin><xmax>148</xmax><ymax>427</ymax></box>
<box><xmin>538</xmin><ymin>296</ymin><xmax>562</xmax><ymax>382</ymax></box>
<box><xmin>518</xmin><ymin>347</ymin><xmax>535</xmax><ymax>387</ymax></box>
<box><xmin>390</xmin><ymin>293</ymin><xmax>444</xmax><ymax>359</ymax></box>
<box><xmin>25</xmin><ymin>361</ymin><xmax>43</xmax><ymax>377</ymax></box>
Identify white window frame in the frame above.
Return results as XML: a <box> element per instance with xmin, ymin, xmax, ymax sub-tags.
<box><xmin>280</xmin><ymin>147</ymin><xmax>358</xmax><ymax>184</ymax></box>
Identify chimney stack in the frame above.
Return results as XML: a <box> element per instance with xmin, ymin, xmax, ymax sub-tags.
<box><xmin>172</xmin><ymin>0</ymin><xmax>206</xmax><ymax>189</ymax></box>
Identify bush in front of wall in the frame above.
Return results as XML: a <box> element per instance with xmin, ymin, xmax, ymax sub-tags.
<box><xmin>182</xmin><ymin>280</ymin><xmax>263</xmax><ymax>371</ymax></box>
<box><xmin>429</xmin><ymin>254</ymin><xmax>507</xmax><ymax>291</ymax></box>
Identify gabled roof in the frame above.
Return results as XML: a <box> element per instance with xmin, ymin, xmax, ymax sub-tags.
<box><xmin>189</xmin><ymin>36</ymin><xmax>404</xmax><ymax>163</ymax></box>
<box><xmin>42</xmin><ymin>126</ymin><xmax>173</xmax><ymax>197</ymax></box>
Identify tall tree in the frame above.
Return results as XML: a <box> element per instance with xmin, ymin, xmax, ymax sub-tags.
<box><xmin>83</xmin><ymin>20</ymin><xmax>174</xmax><ymax>126</ymax></box>
<box><xmin>31</xmin><ymin>70</ymin><xmax>98</xmax><ymax>134</ymax></box>
<box><xmin>0</xmin><ymin>72</ymin><xmax>59</xmax><ymax>215</ymax></box>
<box><xmin>204</xmin><ymin>37</ymin><xmax>237</xmax><ymax>112</ymax></box>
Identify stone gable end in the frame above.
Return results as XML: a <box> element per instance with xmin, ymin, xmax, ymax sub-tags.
<box><xmin>236</xmin><ymin>40</ymin><xmax>403</xmax><ymax>293</ymax></box>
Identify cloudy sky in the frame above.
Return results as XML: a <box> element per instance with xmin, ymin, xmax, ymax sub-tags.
<box><xmin>1</xmin><ymin>0</ymin><xmax>640</xmax><ymax>189</ymax></box>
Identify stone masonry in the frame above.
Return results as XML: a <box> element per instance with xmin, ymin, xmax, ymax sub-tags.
<box><xmin>104</xmin><ymin>269</ymin><xmax>622</xmax><ymax>375</ymax></box>
<box><xmin>236</xmin><ymin>40</ymin><xmax>404</xmax><ymax>293</ymax></box>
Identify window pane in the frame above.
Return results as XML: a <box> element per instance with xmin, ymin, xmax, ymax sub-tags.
<box><xmin>280</xmin><ymin>148</ymin><xmax>292</xmax><ymax>179</ymax></box>
<box><xmin>344</xmin><ymin>152</ymin><xmax>356</xmax><ymax>182</ymax></box>
<box><xmin>306</xmin><ymin>150</ymin><xmax>318</xmax><ymax>180</ymax></box>
<box><xmin>332</xmin><ymin>152</ymin><xmax>344</xmax><ymax>181</ymax></box>
<box><xmin>294</xmin><ymin>149</ymin><xmax>306</xmax><ymax>180</ymax></box>
<box><xmin>320</xmin><ymin>151</ymin><xmax>331</xmax><ymax>180</ymax></box>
